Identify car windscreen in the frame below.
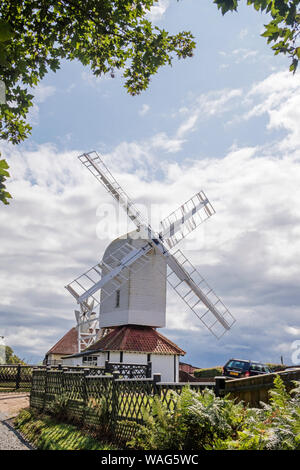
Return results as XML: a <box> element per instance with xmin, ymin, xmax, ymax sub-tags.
<box><xmin>226</xmin><ymin>360</ymin><xmax>248</xmax><ymax>370</ymax></box>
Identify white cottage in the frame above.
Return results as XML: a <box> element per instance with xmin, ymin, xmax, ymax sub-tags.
<box><xmin>63</xmin><ymin>325</ymin><xmax>185</xmax><ymax>382</ymax></box>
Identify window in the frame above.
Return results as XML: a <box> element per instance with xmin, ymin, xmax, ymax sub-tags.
<box><xmin>83</xmin><ymin>356</ymin><xmax>98</xmax><ymax>366</ymax></box>
<box><xmin>227</xmin><ymin>360</ymin><xmax>247</xmax><ymax>370</ymax></box>
<box><xmin>120</xmin><ymin>351</ymin><xmax>123</xmax><ymax>363</ymax></box>
<box><xmin>115</xmin><ymin>289</ymin><xmax>120</xmax><ymax>308</ymax></box>
<box><xmin>250</xmin><ymin>364</ymin><xmax>264</xmax><ymax>372</ymax></box>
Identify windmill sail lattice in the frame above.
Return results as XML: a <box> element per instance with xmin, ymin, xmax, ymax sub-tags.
<box><xmin>159</xmin><ymin>191</ymin><xmax>215</xmax><ymax>249</ymax></box>
<box><xmin>78</xmin><ymin>152</ymin><xmax>149</xmax><ymax>229</ymax></box>
<box><xmin>66</xmin><ymin>151</ymin><xmax>236</xmax><ymax>349</ymax></box>
<box><xmin>166</xmin><ymin>249</ymin><xmax>235</xmax><ymax>338</ymax></box>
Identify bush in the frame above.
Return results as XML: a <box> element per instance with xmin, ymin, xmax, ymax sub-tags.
<box><xmin>46</xmin><ymin>394</ymin><xmax>70</xmax><ymax>422</ymax></box>
<box><xmin>128</xmin><ymin>387</ymin><xmax>245</xmax><ymax>450</ymax></box>
<box><xmin>193</xmin><ymin>367</ymin><xmax>223</xmax><ymax>378</ymax></box>
<box><xmin>128</xmin><ymin>377</ymin><xmax>300</xmax><ymax>450</ymax></box>
<box><xmin>213</xmin><ymin>376</ymin><xmax>300</xmax><ymax>450</ymax></box>
<box><xmin>266</xmin><ymin>363</ymin><xmax>287</xmax><ymax>372</ymax></box>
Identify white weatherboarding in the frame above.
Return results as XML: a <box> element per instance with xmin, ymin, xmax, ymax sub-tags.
<box><xmin>66</xmin><ymin>152</ymin><xmax>236</xmax><ymax>351</ymax></box>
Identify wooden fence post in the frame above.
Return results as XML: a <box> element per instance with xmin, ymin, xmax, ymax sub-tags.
<box><xmin>153</xmin><ymin>373</ymin><xmax>161</xmax><ymax>396</ymax></box>
<box><xmin>43</xmin><ymin>367</ymin><xmax>49</xmax><ymax>410</ymax></box>
<box><xmin>81</xmin><ymin>368</ymin><xmax>89</xmax><ymax>425</ymax></box>
<box><xmin>215</xmin><ymin>376</ymin><xmax>226</xmax><ymax>397</ymax></box>
<box><xmin>111</xmin><ymin>371</ymin><xmax>120</xmax><ymax>425</ymax></box>
<box><xmin>146</xmin><ymin>362</ymin><xmax>152</xmax><ymax>378</ymax></box>
<box><xmin>15</xmin><ymin>364</ymin><xmax>21</xmax><ymax>390</ymax></box>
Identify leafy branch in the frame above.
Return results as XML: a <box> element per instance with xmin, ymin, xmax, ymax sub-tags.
<box><xmin>214</xmin><ymin>0</ymin><xmax>300</xmax><ymax>72</ymax></box>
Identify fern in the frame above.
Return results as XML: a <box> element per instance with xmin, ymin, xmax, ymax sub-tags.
<box><xmin>128</xmin><ymin>379</ymin><xmax>300</xmax><ymax>450</ymax></box>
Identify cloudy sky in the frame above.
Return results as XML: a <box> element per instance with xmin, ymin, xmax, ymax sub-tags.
<box><xmin>1</xmin><ymin>1</ymin><xmax>300</xmax><ymax>367</ymax></box>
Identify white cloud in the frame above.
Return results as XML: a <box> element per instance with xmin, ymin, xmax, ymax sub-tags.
<box><xmin>26</xmin><ymin>84</ymin><xmax>56</xmax><ymax>126</ymax></box>
<box><xmin>139</xmin><ymin>104</ymin><xmax>150</xmax><ymax>116</ymax></box>
<box><xmin>232</xmin><ymin>48</ymin><xmax>258</xmax><ymax>63</ymax></box>
<box><xmin>34</xmin><ymin>84</ymin><xmax>56</xmax><ymax>103</ymax></box>
<box><xmin>239</xmin><ymin>29</ymin><xmax>248</xmax><ymax>39</ymax></box>
<box><xmin>176</xmin><ymin>112</ymin><xmax>199</xmax><ymax>139</ymax></box>
<box><xmin>150</xmin><ymin>132</ymin><xmax>185</xmax><ymax>153</ymax></box>
<box><xmin>196</xmin><ymin>88</ymin><xmax>242</xmax><ymax>116</ymax></box>
<box><xmin>147</xmin><ymin>0</ymin><xmax>170</xmax><ymax>20</ymax></box>
<box><xmin>218</xmin><ymin>48</ymin><xmax>260</xmax><ymax>68</ymax></box>
<box><xmin>151</xmin><ymin>88</ymin><xmax>243</xmax><ymax>154</ymax></box>
<box><xmin>285</xmin><ymin>326</ymin><xmax>300</xmax><ymax>336</ymax></box>
<box><xmin>242</xmin><ymin>70</ymin><xmax>300</xmax><ymax>150</ymax></box>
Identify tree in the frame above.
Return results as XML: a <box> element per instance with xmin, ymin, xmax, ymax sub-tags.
<box><xmin>0</xmin><ymin>0</ymin><xmax>195</xmax><ymax>204</ymax></box>
<box><xmin>5</xmin><ymin>345</ymin><xmax>26</xmax><ymax>364</ymax></box>
<box><xmin>214</xmin><ymin>1</ymin><xmax>300</xmax><ymax>72</ymax></box>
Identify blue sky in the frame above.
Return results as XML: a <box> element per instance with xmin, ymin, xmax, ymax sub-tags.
<box><xmin>1</xmin><ymin>1</ymin><xmax>300</xmax><ymax>367</ymax></box>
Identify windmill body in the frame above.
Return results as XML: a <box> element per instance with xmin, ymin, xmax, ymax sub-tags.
<box><xmin>100</xmin><ymin>231</ymin><xmax>167</xmax><ymax>329</ymax></box>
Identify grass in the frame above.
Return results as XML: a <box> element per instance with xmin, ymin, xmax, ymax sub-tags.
<box><xmin>14</xmin><ymin>408</ymin><xmax>117</xmax><ymax>450</ymax></box>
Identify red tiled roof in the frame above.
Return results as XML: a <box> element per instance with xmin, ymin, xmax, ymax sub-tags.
<box><xmin>46</xmin><ymin>327</ymin><xmax>78</xmax><ymax>355</ymax></box>
<box><xmin>179</xmin><ymin>362</ymin><xmax>199</xmax><ymax>374</ymax></box>
<box><xmin>86</xmin><ymin>325</ymin><xmax>185</xmax><ymax>355</ymax></box>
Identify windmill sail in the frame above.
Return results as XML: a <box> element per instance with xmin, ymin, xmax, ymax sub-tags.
<box><xmin>165</xmin><ymin>249</ymin><xmax>235</xmax><ymax>338</ymax></box>
<box><xmin>79</xmin><ymin>152</ymin><xmax>149</xmax><ymax>229</ymax></box>
<box><xmin>159</xmin><ymin>191</ymin><xmax>215</xmax><ymax>249</ymax></box>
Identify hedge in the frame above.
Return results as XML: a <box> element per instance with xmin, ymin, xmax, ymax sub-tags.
<box><xmin>194</xmin><ymin>367</ymin><xmax>223</xmax><ymax>378</ymax></box>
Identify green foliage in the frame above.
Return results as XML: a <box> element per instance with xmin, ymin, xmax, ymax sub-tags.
<box><xmin>14</xmin><ymin>408</ymin><xmax>33</xmax><ymax>427</ymax></box>
<box><xmin>0</xmin><ymin>156</ymin><xmax>12</xmax><ymax>205</ymax></box>
<box><xmin>215</xmin><ymin>376</ymin><xmax>300</xmax><ymax>449</ymax></box>
<box><xmin>87</xmin><ymin>396</ymin><xmax>114</xmax><ymax>439</ymax></box>
<box><xmin>88</xmin><ymin>396</ymin><xmax>110</xmax><ymax>423</ymax></box>
<box><xmin>266</xmin><ymin>363</ymin><xmax>287</xmax><ymax>372</ymax></box>
<box><xmin>193</xmin><ymin>367</ymin><xmax>223</xmax><ymax>378</ymax></box>
<box><xmin>47</xmin><ymin>394</ymin><xmax>70</xmax><ymax>422</ymax></box>
<box><xmin>129</xmin><ymin>377</ymin><xmax>300</xmax><ymax>450</ymax></box>
<box><xmin>5</xmin><ymin>345</ymin><xmax>26</xmax><ymax>364</ymax></box>
<box><xmin>128</xmin><ymin>387</ymin><xmax>245</xmax><ymax>450</ymax></box>
<box><xmin>14</xmin><ymin>408</ymin><xmax>116</xmax><ymax>450</ymax></box>
<box><xmin>214</xmin><ymin>0</ymin><xmax>300</xmax><ymax>72</ymax></box>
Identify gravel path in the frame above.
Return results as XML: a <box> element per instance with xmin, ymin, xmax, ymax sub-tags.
<box><xmin>0</xmin><ymin>394</ymin><xmax>33</xmax><ymax>450</ymax></box>
<box><xmin>0</xmin><ymin>412</ymin><xmax>33</xmax><ymax>450</ymax></box>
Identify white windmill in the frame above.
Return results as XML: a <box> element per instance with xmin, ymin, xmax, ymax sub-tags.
<box><xmin>65</xmin><ymin>151</ymin><xmax>236</xmax><ymax>353</ymax></box>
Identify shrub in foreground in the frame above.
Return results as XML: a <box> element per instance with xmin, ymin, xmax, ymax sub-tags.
<box><xmin>128</xmin><ymin>376</ymin><xmax>300</xmax><ymax>450</ymax></box>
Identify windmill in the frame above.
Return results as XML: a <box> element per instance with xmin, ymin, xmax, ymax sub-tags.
<box><xmin>66</xmin><ymin>151</ymin><xmax>236</xmax><ymax>352</ymax></box>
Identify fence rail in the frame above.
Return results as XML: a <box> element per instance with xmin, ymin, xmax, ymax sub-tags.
<box><xmin>0</xmin><ymin>361</ymin><xmax>152</xmax><ymax>393</ymax></box>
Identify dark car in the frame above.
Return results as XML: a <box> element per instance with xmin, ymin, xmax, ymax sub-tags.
<box><xmin>222</xmin><ymin>359</ymin><xmax>272</xmax><ymax>379</ymax></box>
